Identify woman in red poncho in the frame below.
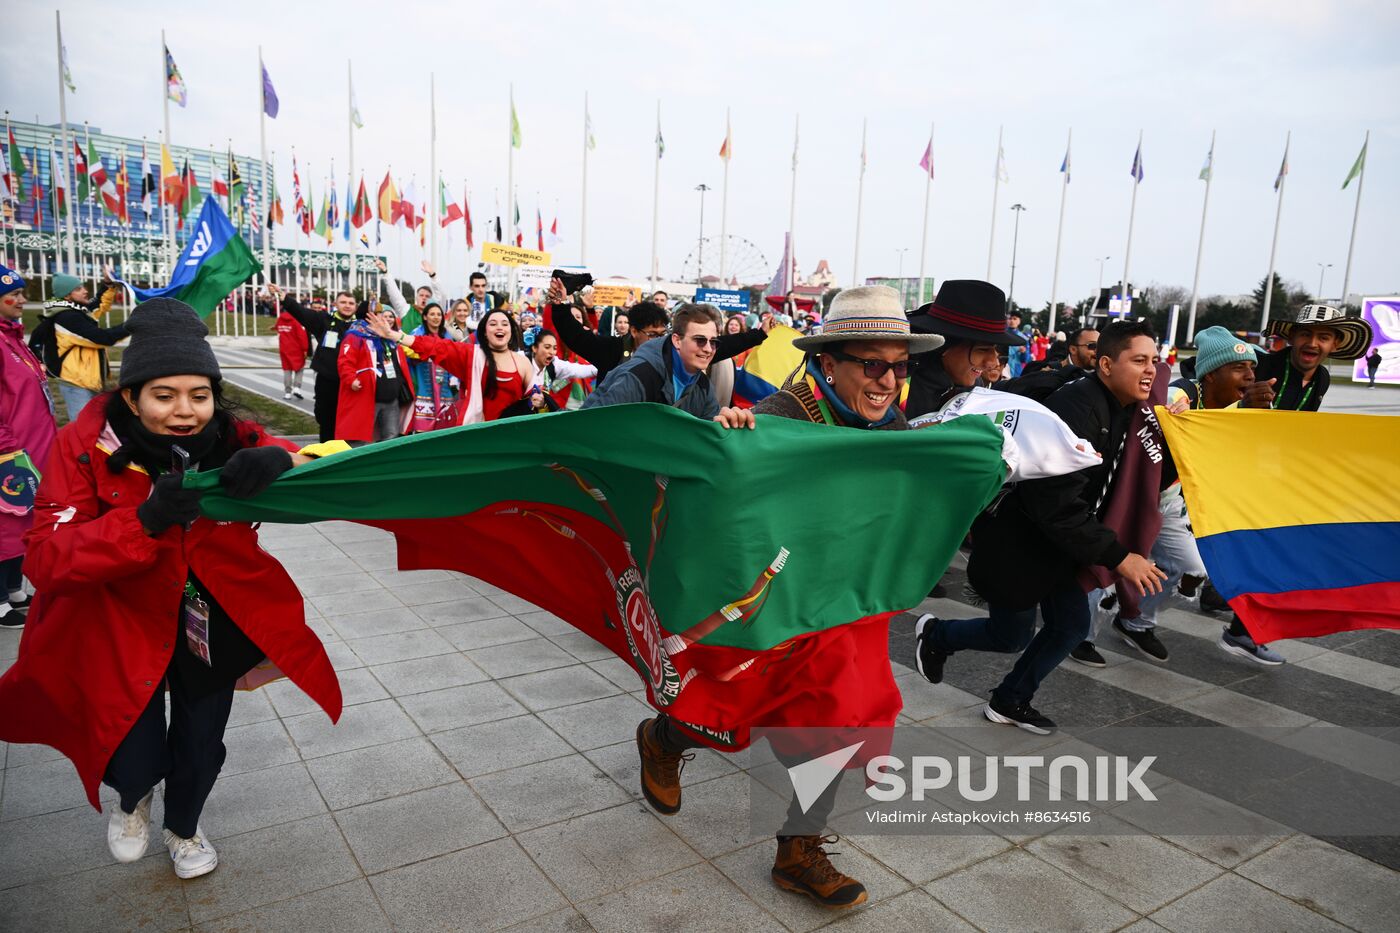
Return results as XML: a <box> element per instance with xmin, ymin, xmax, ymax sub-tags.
<box><xmin>275</xmin><ymin>303</ymin><xmax>309</xmax><ymax>399</ymax></box>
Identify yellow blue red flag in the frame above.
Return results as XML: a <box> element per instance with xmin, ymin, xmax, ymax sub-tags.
<box><xmin>1158</xmin><ymin>409</ymin><xmax>1400</xmax><ymax>643</ymax></box>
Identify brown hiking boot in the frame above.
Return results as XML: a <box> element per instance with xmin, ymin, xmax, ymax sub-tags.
<box><xmin>771</xmin><ymin>834</ymin><xmax>868</xmax><ymax>908</ymax></box>
<box><xmin>635</xmin><ymin>718</ymin><xmax>691</xmax><ymax>815</ymax></box>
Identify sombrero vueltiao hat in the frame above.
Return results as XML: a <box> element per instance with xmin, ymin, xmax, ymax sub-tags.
<box><xmin>909</xmin><ymin>280</ymin><xmax>1027</xmax><ymax>347</ymax></box>
<box><xmin>1266</xmin><ymin>304</ymin><xmax>1372</xmax><ymax>361</ymax></box>
<box><xmin>792</xmin><ymin>286</ymin><xmax>943</xmax><ymax>353</ymax></box>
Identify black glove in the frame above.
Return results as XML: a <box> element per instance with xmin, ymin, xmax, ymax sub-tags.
<box><xmin>220</xmin><ymin>446</ymin><xmax>294</xmax><ymax>499</ymax></box>
<box><xmin>137</xmin><ymin>473</ymin><xmax>204</xmax><ymax>536</ymax></box>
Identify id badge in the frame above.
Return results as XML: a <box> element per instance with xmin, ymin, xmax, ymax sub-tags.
<box><xmin>181</xmin><ymin>588</ymin><xmax>213</xmax><ymax>666</ymax></box>
<box><xmin>324</xmin><ymin>332</ymin><xmax>339</xmax><ymax>349</ymax></box>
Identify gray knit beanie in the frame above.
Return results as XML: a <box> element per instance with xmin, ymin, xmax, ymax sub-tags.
<box><xmin>118</xmin><ymin>298</ymin><xmax>222</xmax><ymax>388</ymax></box>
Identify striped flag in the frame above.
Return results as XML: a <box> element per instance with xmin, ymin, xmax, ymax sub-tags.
<box><xmin>439</xmin><ymin>177</ymin><xmax>463</xmax><ymax>228</ymax></box>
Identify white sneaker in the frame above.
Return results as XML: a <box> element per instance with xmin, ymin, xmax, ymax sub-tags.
<box><xmin>283</xmin><ymin>392</ymin><xmax>293</xmax><ymax>400</ymax></box>
<box><xmin>163</xmin><ymin>826</ymin><xmax>218</xmax><ymax>879</ymax></box>
<box><xmin>292</xmin><ymin>389</ymin><xmax>304</xmax><ymax>399</ymax></box>
<box><xmin>106</xmin><ymin>790</ymin><xmax>153</xmax><ymax>863</ymax></box>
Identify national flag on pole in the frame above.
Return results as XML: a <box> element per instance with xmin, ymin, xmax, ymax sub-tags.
<box><xmin>189</xmin><ymin>407</ymin><xmax>1006</xmax><ymax>750</ymax></box>
<box><xmin>510</xmin><ymin>101</ymin><xmax>522</xmax><ymax>148</ymax></box>
<box><xmin>859</xmin><ymin>134</ymin><xmax>866</xmax><ymax>174</ymax></box>
<box><xmin>439</xmin><ymin>178</ymin><xmax>463</xmax><ymax>228</ymax></box>
<box><xmin>122</xmin><ymin>198</ymin><xmax>262</xmax><ymax>317</ymax></box>
<box><xmin>86</xmin><ymin>141</ymin><xmax>106</xmax><ymax>194</ymax></box>
<box><xmin>30</xmin><ymin>172</ymin><xmax>44</xmax><ymax>228</ymax></box>
<box><xmin>212</xmin><ymin>162</ymin><xmax>229</xmax><ymax>200</ymax></box>
<box><xmin>719</xmin><ymin>127</ymin><xmax>731</xmax><ymax>162</ymax></box>
<box><xmin>165</xmin><ymin>44</ymin><xmax>187</xmax><ymax>108</ymax></box>
<box><xmin>586</xmin><ymin>111</ymin><xmax>596</xmax><ymax>151</ymax></box>
<box><xmin>327</xmin><ymin>178</ymin><xmax>340</xmax><ymax>234</ymax></box>
<box><xmin>342</xmin><ymin>174</ymin><xmax>351</xmax><ymax>241</ymax></box>
<box><xmin>292</xmin><ymin>156</ymin><xmax>307</xmax><ymax>230</ymax></box>
<box><xmin>9</xmin><ymin>128</ymin><xmax>28</xmax><ymax>182</ymax></box>
<box><xmin>300</xmin><ymin>178</ymin><xmax>314</xmax><ymax>235</ymax></box>
<box><xmin>61</xmin><ymin>41</ymin><xmax>77</xmax><ymax>94</ymax></box>
<box><xmin>514</xmin><ymin>197</ymin><xmax>522</xmax><ymax>247</ymax></box>
<box><xmin>248</xmin><ymin>190</ymin><xmax>261</xmax><ymax>235</ymax></box>
<box><xmin>918</xmin><ymin>139</ymin><xmax>933</xmax><ymax>178</ymax></box>
<box><xmin>377</xmin><ymin>171</ymin><xmax>398</xmax><ymax>223</ymax></box>
<box><xmin>536</xmin><ymin>207</ymin><xmax>544</xmax><ymax>252</ymax></box>
<box><xmin>996</xmin><ymin>144</ymin><xmax>1009</xmax><ymax>183</ymax></box>
<box><xmin>160</xmin><ymin>143</ymin><xmax>182</xmax><ymax>206</ymax></box>
<box><xmin>314</xmin><ymin>190</ymin><xmax>330</xmax><ymax>243</ymax></box>
<box><xmin>115</xmin><ymin>149</ymin><xmax>130</xmax><ymax>223</ymax></box>
<box><xmin>350</xmin><ymin>82</ymin><xmax>364</xmax><ymax>129</ymax></box>
<box><xmin>1060</xmin><ymin>146</ymin><xmax>1071</xmax><ymax>184</ymax></box>
<box><xmin>397</xmin><ymin>179</ymin><xmax>418</xmax><ymax>229</ymax></box>
<box><xmin>261</xmin><ymin>64</ymin><xmax>279</xmax><ymax>118</ymax></box>
<box><xmin>229</xmin><ymin>153</ymin><xmax>245</xmax><ymax>204</ymax></box>
<box><xmin>656</xmin><ymin>122</ymin><xmax>665</xmax><ymax>159</ymax></box>
<box><xmin>1130</xmin><ymin>143</ymin><xmax>1144</xmax><ymax>183</ymax></box>
<box><xmin>463</xmin><ymin>188</ymin><xmax>474</xmax><ymax>249</ymax></box>
<box><xmin>140</xmin><ymin>142</ymin><xmax>156</xmax><ymax>217</ymax></box>
<box><xmin>90</xmin><ymin>145</ymin><xmax>121</xmax><ymax>216</ymax></box>
<box><xmin>1342</xmin><ymin>139</ymin><xmax>1366</xmax><ymax>190</ymax></box>
<box><xmin>359</xmin><ymin>231</ymin><xmax>370</xmax><ymax>249</ymax></box>
<box><xmin>181</xmin><ymin>158</ymin><xmax>200</xmax><ymax>215</ymax></box>
<box><xmin>548</xmin><ymin>215</ymin><xmax>559</xmax><ymax>249</ymax></box>
<box><xmin>268</xmin><ymin>175</ymin><xmax>284</xmax><ymax>226</ymax></box>
<box><xmin>72</xmin><ymin>139</ymin><xmax>88</xmax><ymax>202</ymax></box>
<box><xmin>1158</xmin><ymin>410</ymin><xmax>1400</xmax><ymax>644</ymax></box>
<box><xmin>351</xmin><ymin>175</ymin><xmax>372</xmax><ymax>228</ymax></box>
<box><xmin>52</xmin><ymin>144</ymin><xmax>68</xmax><ymax>218</ymax></box>
<box><xmin>1273</xmin><ymin>145</ymin><xmax>1289</xmax><ymax>192</ymax></box>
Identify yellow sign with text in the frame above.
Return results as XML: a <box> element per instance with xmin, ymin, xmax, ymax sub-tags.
<box><xmin>591</xmin><ymin>284</ymin><xmax>642</xmax><ymax>307</ymax></box>
<box><xmin>481</xmin><ymin>242</ymin><xmax>552</xmax><ymax>267</ymax></box>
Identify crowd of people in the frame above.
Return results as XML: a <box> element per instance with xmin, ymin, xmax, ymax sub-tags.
<box><xmin>0</xmin><ymin>256</ymin><xmax>1379</xmax><ymax>909</ymax></box>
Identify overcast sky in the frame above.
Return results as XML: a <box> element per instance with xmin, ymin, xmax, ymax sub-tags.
<box><xmin>8</xmin><ymin>0</ymin><xmax>1399</xmax><ymax>305</ymax></box>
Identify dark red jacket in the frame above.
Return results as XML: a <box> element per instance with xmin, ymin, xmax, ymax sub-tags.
<box><xmin>0</xmin><ymin>399</ymin><xmax>342</xmax><ymax>809</ymax></box>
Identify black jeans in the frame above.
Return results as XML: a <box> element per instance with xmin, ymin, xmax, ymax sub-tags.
<box><xmin>312</xmin><ymin>370</ymin><xmax>339</xmax><ymax>443</ymax></box>
<box><xmin>931</xmin><ymin>578</ymin><xmax>1092</xmax><ymax>707</ymax></box>
<box><xmin>654</xmin><ymin>715</ymin><xmax>841</xmax><ymax>837</ymax></box>
<box><xmin>0</xmin><ymin>555</ymin><xmax>23</xmax><ymax>595</ymax></box>
<box><xmin>103</xmin><ymin>664</ymin><xmax>235</xmax><ymax>839</ymax></box>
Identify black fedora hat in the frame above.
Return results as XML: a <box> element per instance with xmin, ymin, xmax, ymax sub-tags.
<box><xmin>910</xmin><ymin>280</ymin><xmax>1026</xmax><ymax>347</ymax></box>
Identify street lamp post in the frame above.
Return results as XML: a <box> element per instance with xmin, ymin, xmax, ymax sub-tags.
<box><xmin>895</xmin><ymin>247</ymin><xmax>910</xmax><ymax>308</ymax></box>
<box><xmin>1316</xmin><ymin>262</ymin><xmax>1333</xmax><ymax>303</ymax></box>
<box><xmin>694</xmin><ymin>184</ymin><xmax>710</xmax><ymax>284</ymax></box>
<box><xmin>1007</xmin><ymin>203</ymin><xmax>1026</xmax><ymax>314</ymax></box>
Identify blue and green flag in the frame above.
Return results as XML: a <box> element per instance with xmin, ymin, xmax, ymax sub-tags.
<box><xmin>123</xmin><ymin>197</ymin><xmax>261</xmax><ymax>317</ymax></box>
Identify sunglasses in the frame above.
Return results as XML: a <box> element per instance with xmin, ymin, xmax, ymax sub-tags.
<box><xmin>1077</xmin><ymin>342</ymin><xmax>1098</xmax><ymax>350</ymax></box>
<box><xmin>682</xmin><ymin>334</ymin><xmax>719</xmax><ymax>350</ymax></box>
<box><xmin>827</xmin><ymin>350</ymin><xmax>910</xmax><ymax>379</ymax></box>
<box><xmin>638</xmin><ymin>328</ymin><xmax>667</xmax><ymax>338</ymax></box>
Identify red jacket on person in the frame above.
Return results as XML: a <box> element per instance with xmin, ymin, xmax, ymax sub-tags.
<box><xmin>335</xmin><ymin>330</ymin><xmax>410</xmax><ymax>441</ymax></box>
<box><xmin>0</xmin><ymin>399</ymin><xmax>342</xmax><ymax>809</ymax></box>
<box><xmin>276</xmin><ymin>309</ymin><xmax>309</xmax><ymax>372</ymax></box>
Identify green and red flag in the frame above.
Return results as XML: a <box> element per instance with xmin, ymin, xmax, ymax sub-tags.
<box><xmin>190</xmin><ymin>407</ymin><xmax>1006</xmax><ymax>747</ymax></box>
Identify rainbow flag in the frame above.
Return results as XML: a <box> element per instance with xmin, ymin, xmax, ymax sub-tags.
<box><xmin>1158</xmin><ymin>409</ymin><xmax>1400</xmax><ymax>644</ymax></box>
<box><xmin>731</xmin><ymin>324</ymin><xmax>804</xmax><ymax>408</ymax></box>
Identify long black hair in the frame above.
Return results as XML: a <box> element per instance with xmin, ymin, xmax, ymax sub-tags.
<box><xmin>476</xmin><ymin>309</ymin><xmax>523</xmax><ymax>399</ymax></box>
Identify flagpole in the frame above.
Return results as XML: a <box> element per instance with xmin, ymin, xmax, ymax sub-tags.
<box><xmin>985</xmin><ymin>124</ymin><xmax>1002</xmax><ymax>280</ymax></box>
<box><xmin>917</xmin><ymin>121</ymin><xmax>934</xmax><ymax>305</ymax></box>
<box><xmin>1258</xmin><ymin>131</ymin><xmax>1290</xmax><ymax>335</ymax></box>
<box><xmin>1338</xmin><ymin>129</ymin><xmax>1368</xmax><ymax>310</ymax></box>
<box><xmin>787</xmin><ymin>114</ymin><xmax>799</xmax><ymax>292</ymax></box>
<box><xmin>1049</xmin><ymin>128</ymin><xmax>1071</xmax><ymax>336</ymax></box>
<box><xmin>429</xmin><ymin>72</ymin><xmax>438</xmax><ymax>271</ymax></box>
<box><xmin>581</xmin><ymin>91</ymin><xmax>589</xmax><ymax>266</ymax></box>
<box><xmin>649</xmin><ymin>100</ymin><xmax>662</xmax><ymax>291</ymax></box>
<box><xmin>507</xmin><ymin>84</ymin><xmax>516</xmax><ymax>304</ymax></box>
<box><xmin>258</xmin><ymin>47</ymin><xmax>272</xmax><ymax>311</ymax></box>
<box><xmin>55</xmin><ymin>11</ymin><xmax>76</xmax><ymax>273</ymax></box>
<box><xmin>1186</xmin><ymin>130</ymin><xmax>1215</xmax><ymax>343</ymax></box>
<box><xmin>719</xmin><ymin>107</ymin><xmax>731</xmax><ymax>283</ymax></box>
<box><xmin>161</xmin><ymin>30</ymin><xmax>175</xmax><ymax>276</ymax></box>
<box><xmin>852</xmin><ymin>118</ymin><xmax>866</xmax><ymax>288</ymax></box>
<box><xmin>1122</xmin><ymin>129</ymin><xmax>1143</xmax><ymax>316</ymax></box>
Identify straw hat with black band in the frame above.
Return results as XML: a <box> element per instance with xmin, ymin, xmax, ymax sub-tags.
<box><xmin>909</xmin><ymin>280</ymin><xmax>1028</xmax><ymax>347</ymax></box>
<box><xmin>1265</xmin><ymin>304</ymin><xmax>1372</xmax><ymax>361</ymax></box>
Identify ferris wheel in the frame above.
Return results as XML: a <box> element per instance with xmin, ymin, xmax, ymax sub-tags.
<box><xmin>680</xmin><ymin>235</ymin><xmax>770</xmax><ymax>288</ymax></box>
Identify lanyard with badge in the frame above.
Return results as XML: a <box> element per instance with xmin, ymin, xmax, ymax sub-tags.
<box><xmin>170</xmin><ymin>444</ymin><xmax>213</xmax><ymax>667</ymax></box>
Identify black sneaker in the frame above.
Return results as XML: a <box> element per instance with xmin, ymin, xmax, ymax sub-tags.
<box><xmin>1199</xmin><ymin>582</ymin><xmax>1231</xmax><ymax>613</ymax></box>
<box><xmin>5</xmin><ymin>593</ymin><xmax>30</xmax><ymax>611</ymax></box>
<box><xmin>1069</xmin><ymin>641</ymin><xmax>1107</xmax><ymax>668</ymax></box>
<box><xmin>983</xmin><ymin>696</ymin><xmax>1056</xmax><ymax>734</ymax></box>
<box><xmin>913</xmin><ymin>614</ymin><xmax>950</xmax><ymax>685</ymax></box>
<box><xmin>0</xmin><ymin>604</ymin><xmax>26</xmax><ymax>628</ymax></box>
<box><xmin>1112</xmin><ymin>617</ymin><xmax>1169</xmax><ymax>662</ymax></box>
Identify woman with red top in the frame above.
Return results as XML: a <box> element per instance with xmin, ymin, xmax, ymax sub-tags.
<box><xmin>365</xmin><ymin>308</ymin><xmax>538</xmax><ymax>424</ymax></box>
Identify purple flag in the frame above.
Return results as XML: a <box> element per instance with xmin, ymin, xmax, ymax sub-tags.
<box><xmin>262</xmin><ymin>65</ymin><xmax>280</xmax><ymax>119</ymax></box>
<box><xmin>918</xmin><ymin>140</ymin><xmax>933</xmax><ymax>179</ymax></box>
<box><xmin>1130</xmin><ymin>144</ymin><xmax>1144</xmax><ymax>183</ymax></box>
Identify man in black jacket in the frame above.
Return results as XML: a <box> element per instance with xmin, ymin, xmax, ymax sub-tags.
<box><xmin>545</xmin><ymin>279</ymin><xmax>766</xmax><ymax>387</ymax></box>
<box><xmin>270</xmin><ymin>284</ymin><xmax>357</xmax><ymax>442</ymax></box>
<box><xmin>1249</xmin><ymin>304</ymin><xmax>1372</xmax><ymax>411</ymax></box>
<box><xmin>912</xmin><ymin>319</ymin><xmax>1169</xmax><ymax>733</ymax></box>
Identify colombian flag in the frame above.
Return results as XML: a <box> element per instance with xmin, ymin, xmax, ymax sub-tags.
<box><xmin>1159</xmin><ymin>409</ymin><xmax>1400</xmax><ymax>644</ymax></box>
<box><xmin>731</xmin><ymin>324</ymin><xmax>804</xmax><ymax>408</ymax></box>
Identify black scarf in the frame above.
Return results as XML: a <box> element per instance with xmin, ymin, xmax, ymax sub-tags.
<box><xmin>108</xmin><ymin>403</ymin><xmax>229</xmax><ymax>476</ymax></box>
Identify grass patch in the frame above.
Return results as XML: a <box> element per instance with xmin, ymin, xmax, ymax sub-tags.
<box><xmin>223</xmin><ymin>383</ymin><xmax>319</xmax><ymax>436</ymax></box>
